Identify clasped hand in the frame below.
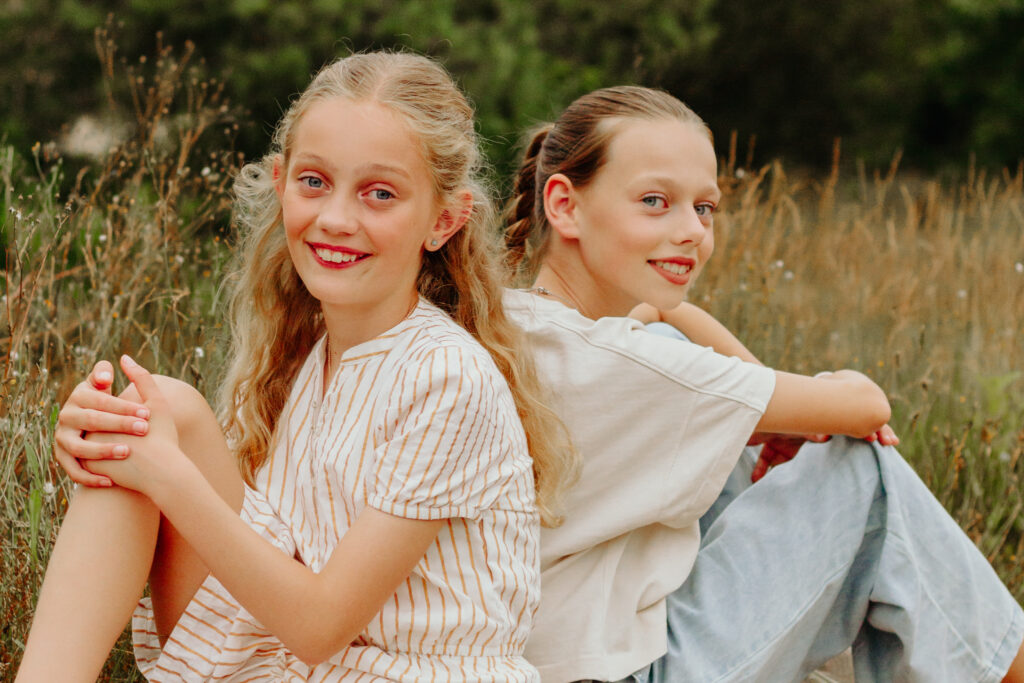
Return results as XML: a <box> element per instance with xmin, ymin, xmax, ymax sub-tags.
<box><xmin>54</xmin><ymin>355</ymin><xmax>182</xmax><ymax>497</ymax></box>
<box><xmin>748</xmin><ymin>424</ymin><xmax>899</xmax><ymax>483</ymax></box>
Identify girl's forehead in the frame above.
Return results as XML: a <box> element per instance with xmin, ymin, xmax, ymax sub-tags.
<box><xmin>601</xmin><ymin>118</ymin><xmax>717</xmax><ymax>188</ymax></box>
<box><xmin>286</xmin><ymin>98</ymin><xmax>426</xmax><ymax>171</ymax></box>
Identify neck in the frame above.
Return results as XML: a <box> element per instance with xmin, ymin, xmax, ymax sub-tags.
<box><xmin>533</xmin><ymin>250</ymin><xmax>637</xmax><ymax>320</ymax></box>
<box><xmin>321</xmin><ymin>291</ymin><xmax>419</xmax><ymax>378</ymax></box>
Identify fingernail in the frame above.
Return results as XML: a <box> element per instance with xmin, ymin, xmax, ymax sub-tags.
<box><xmin>102</xmin><ymin>480</ymin><xmax>113</xmax><ymax>487</ymax></box>
<box><xmin>97</xmin><ymin>371</ymin><xmax>113</xmax><ymax>383</ymax></box>
<box><xmin>133</xmin><ymin>421</ymin><xmax>148</xmax><ymax>435</ymax></box>
<box><xmin>122</xmin><ymin>354</ymin><xmax>137</xmax><ymax>368</ymax></box>
<box><xmin>114</xmin><ymin>445</ymin><xmax>129</xmax><ymax>458</ymax></box>
<box><xmin>135</xmin><ymin>408</ymin><xmax>150</xmax><ymax>419</ymax></box>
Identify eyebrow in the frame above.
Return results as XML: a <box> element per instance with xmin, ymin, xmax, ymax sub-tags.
<box><xmin>635</xmin><ymin>174</ymin><xmax>722</xmax><ymax>201</ymax></box>
<box><xmin>290</xmin><ymin>154</ymin><xmax>412</xmax><ymax>180</ymax></box>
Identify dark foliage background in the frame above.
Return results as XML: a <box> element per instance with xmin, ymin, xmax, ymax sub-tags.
<box><xmin>2</xmin><ymin>0</ymin><xmax>1023</xmax><ymax>177</ymax></box>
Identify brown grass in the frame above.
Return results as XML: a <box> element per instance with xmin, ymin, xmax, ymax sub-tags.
<box><xmin>2</xmin><ymin>37</ymin><xmax>1022</xmax><ymax>681</ymax></box>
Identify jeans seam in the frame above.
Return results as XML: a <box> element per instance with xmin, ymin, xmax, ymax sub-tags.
<box><xmin>708</xmin><ymin>558</ymin><xmax>858</xmax><ymax>683</ymax></box>
<box><xmin>884</xmin><ymin>521</ymin><xmax>1012</xmax><ymax>680</ymax></box>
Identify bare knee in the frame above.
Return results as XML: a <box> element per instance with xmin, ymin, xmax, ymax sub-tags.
<box><xmin>119</xmin><ymin>376</ymin><xmax>242</xmax><ymax>508</ymax></box>
<box><xmin>119</xmin><ymin>375</ymin><xmax>212</xmax><ymax>432</ymax></box>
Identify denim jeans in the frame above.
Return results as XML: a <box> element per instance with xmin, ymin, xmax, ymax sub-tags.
<box><xmin>613</xmin><ymin>324</ymin><xmax>1024</xmax><ymax>682</ymax></box>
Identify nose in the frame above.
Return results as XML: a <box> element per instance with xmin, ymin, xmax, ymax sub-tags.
<box><xmin>317</xmin><ymin>192</ymin><xmax>360</xmax><ymax>235</ymax></box>
<box><xmin>670</xmin><ymin>205</ymin><xmax>709</xmax><ymax>246</ymax></box>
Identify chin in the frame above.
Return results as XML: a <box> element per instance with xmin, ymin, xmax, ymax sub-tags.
<box><xmin>643</xmin><ymin>289</ymin><xmax>690</xmax><ymax>312</ymax></box>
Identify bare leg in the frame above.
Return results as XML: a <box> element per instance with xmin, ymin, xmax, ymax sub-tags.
<box><xmin>16</xmin><ymin>377</ymin><xmax>242</xmax><ymax>682</ymax></box>
<box><xmin>15</xmin><ymin>486</ymin><xmax>159</xmax><ymax>682</ymax></box>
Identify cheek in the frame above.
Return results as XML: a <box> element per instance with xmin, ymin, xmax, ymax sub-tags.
<box><xmin>605</xmin><ymin>214</ymin><xmax>653</xmax><ymax>255</ymax></box>
<box><xmin>703</xmin><ymin>231</ymin><xmax>715</xmax><ymax>260</ymax></box>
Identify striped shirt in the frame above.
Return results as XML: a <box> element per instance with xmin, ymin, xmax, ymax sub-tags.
<box><xmin>134</xmin><ymin>299</ymin><xmax>540</xmax><ymax>682</ymax></box>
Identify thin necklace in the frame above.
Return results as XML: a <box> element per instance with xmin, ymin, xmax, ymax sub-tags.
<box><xmin>525</xmin><ymin>286</ymin><xmax>578</xmax><ymax>310</ymax></box>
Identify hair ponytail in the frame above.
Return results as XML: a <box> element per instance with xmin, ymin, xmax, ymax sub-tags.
<box><xmin>504</xmin><ymin>124</ymin><xmax>552</xmax><ymax>285</ymax></box>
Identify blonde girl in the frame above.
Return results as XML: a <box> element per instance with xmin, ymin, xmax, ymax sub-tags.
<box><xmin>503</xmin><ymin>86</ymin><xmax>1024</xmax><ymax>682</ymax></box>
<box><xmin>18</xmin><ymin>52</ymin><xmax>573</xmax><ymax>682</ymax></box>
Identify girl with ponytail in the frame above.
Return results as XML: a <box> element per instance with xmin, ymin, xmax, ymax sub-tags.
<box><xmin>503</xmin><ymin>85</ymin><xmax>1024</xmax><ymax>682</ymax></box>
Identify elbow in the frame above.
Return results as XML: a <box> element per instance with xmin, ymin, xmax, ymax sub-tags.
<box><xmin>280</xmin><ymin>609</ymin><xmax>357</xmax><ymax>667</ymax></box>
<box><xmin>294</xmin><ymin>649</ymin><xmax>331</xmax><ymax>669</ymax></box>
<box><xmin>290</xmin><ymin>634</ymin><xmax>351</xmax><ymax>669</ymax></box>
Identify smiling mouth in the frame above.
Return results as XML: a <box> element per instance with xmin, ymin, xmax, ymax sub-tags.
<box><xmin>310</xmin><ymin>244</ymin><xmax>370</xmax><ymax>268</ymax></box>
<box><xmin>315</xmin><ymin>247</ymin><xmax>361</xmax><ymax>263</ymax></box>
<box><xmin>649</xmin><ymin>259</ymin><xmax>693</xmax><ymax>276</ymax></box>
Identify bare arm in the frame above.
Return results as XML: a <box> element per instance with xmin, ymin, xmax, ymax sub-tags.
<box><xmin>156</xmin><ymin>466</ymin><xmax>441</xmax><ymax>665</ymax></box>
<box><xmin>631</xmin><ymin>302</ymin><xmax>762</xmax><ymax>364</ymax></box>
<box><xmin>633</xmin><ymin>302</ymin><xmax>897</xmax><ymax>481</ymax></box>
<box><xmin>90</xmin><ymin>357</ymin><xmax>443</xmax><ymax>666</ymax></box>
<box><xmin>758</xmin><ymin>369</ymin><xmax>891</xmax><ymax>438</ymax></box>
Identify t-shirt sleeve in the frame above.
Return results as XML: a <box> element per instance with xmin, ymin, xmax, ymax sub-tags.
<box><xmin>366</xmin><ymin>344</ymin><xmax>526</xmax><ymax>521</ymax></box>
<box><xmin>523</xmin><ymin>307</ymin><xmax>777</xmax><ymax>554</ymax></box>
<box><xmin>592</xmin><ymin>317</ymin><xmax>777</xmax><ymax>524</ymax></box>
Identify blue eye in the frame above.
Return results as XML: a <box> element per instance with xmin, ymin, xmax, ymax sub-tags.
<box><xmin>641</xmin><ymin>195</ymin><xmax>667</xmax><ymax>209</ymax></box>
<box><xmin>370</xmin><ymin>189</ymin><xmax>394</xmax><ymax>201</ymax></box>
<box><xmin>300</xmin><ymin>176</ymin><xmax>324</xmax><ymax>189</ymax></box>
<box><xmin>695</xmin><ymin>202</ymin><xmax>716</xmax><ymax>216</ymax></box>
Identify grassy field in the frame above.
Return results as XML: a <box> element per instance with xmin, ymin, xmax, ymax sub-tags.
<box><xmin>2</xmin><ymin>41</ymin><xmax>1023</xmax><ymax>681</ymax></box>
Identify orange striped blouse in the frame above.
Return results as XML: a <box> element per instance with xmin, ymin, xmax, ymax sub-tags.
<box><xmin>256</xmin><ymin>299</ymin><xmax>540</xmax><ymax>681</ymax></box>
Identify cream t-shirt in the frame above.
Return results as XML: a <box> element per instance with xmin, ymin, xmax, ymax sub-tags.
<box><xmin>505</xmin><ymin>289</ymin><xmax>776</xmax><ymax>683</ymax></box>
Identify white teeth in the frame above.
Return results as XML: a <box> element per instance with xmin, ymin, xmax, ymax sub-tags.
<box><xmin>653</xmin><ymin>260</ymin><xmax>692</xmax><ymax>275</ymax></box>
<box><xmin>315</xmin><ymin>248</ymin><xmax>360</xmax><ymax>264</ymax></box>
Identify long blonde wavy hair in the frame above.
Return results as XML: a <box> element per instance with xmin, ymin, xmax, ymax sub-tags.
<box><xmin>220</xmin><ymin>51</ymin><xmax>577</xmax><ymax>526</ymax></box>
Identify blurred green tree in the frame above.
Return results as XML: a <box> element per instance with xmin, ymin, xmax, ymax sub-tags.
<box><xmin>0</xmin><ymin>0</ymin><xmax>1021</xmax><ymax>171</ymax></box>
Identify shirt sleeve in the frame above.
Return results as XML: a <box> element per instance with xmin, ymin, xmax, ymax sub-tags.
<box><xmin>366</xmin><ymin>344</ymin><xmax>528</xmax><ymax>521</ymax></box>
<box><xmin>521</xmin><ymin>306</ymin><xmax>777</xmax><ymax>556</ymax></box>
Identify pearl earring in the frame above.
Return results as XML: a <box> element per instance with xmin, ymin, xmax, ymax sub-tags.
<box><xmin>430</xmin><ymin>239</ymin><xmax>439</xmax><ymax>247</ymax></box>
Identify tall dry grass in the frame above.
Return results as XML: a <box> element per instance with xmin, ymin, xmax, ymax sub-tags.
<box><xmin>1</xmin><ymin>27</ymin><xmax>238</xmax><ymax>680</ymax></box>
<box><xmin>704</xmin><ymin>137</ymin><xmax>1024</xmax><ymax>590</ymax></box>
<box><xmin>2</xmin><ymin>39</ymin><xmax>1023</xmax><ymax>681</ymax></box>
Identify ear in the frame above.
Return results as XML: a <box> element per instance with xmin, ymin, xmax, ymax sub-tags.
<box><xmin>543</xmin><ymin>173</ymin><xmax>580</xmax><ymax>240</ymax></box>
<box><xmin>425</xmin><ymin>190</ymin><xmax>473</xmax><ymax>251</ymax></box>
<box><xmin>272</xmin><ymin>154</ymin><xmax>285</xmax><ymax>201</ymax></box>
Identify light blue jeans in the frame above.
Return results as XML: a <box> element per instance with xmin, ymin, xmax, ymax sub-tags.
<box><xmin>614</xmin><ymin>324</ymin><xmax>1024</xmax><ymax>682</ymax></box>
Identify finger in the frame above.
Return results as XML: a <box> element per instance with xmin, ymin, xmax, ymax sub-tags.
<box><xmin>878</xmin><ymin>425</ymin><xmax>900</xmax><ymax>446</ymax></box>
<box><xmin>65</xmin><ymin>382</ymin><xmax>149</xmax><ymax>420</ymax></box>
<box><xmin>55</xmin><ymin>427</ymin><xmax>132</xmax><ymax>460</ymax></box>
<box><xmin>751</xmin><ymin>455</ymin><xmax>769</xmax><ymax>483</ymax></box>
<box><xmin>120</xmin><ymin>355</ymin><xmax>167</xmax><ymax>408</ymax></box>
<box><xmin>59</xmin><ymin>404</ymin><xmax>150</xmax><ymax>435</ymax></box>
<box><xmin>54</xmin><ymin>449</ymin><xmax>113</xmax><ymax>487</ymax></box>
<box><xmin>88</xmin><ymin>360</ymin><xmax>116</xmax><ymax>392</ymax></box>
